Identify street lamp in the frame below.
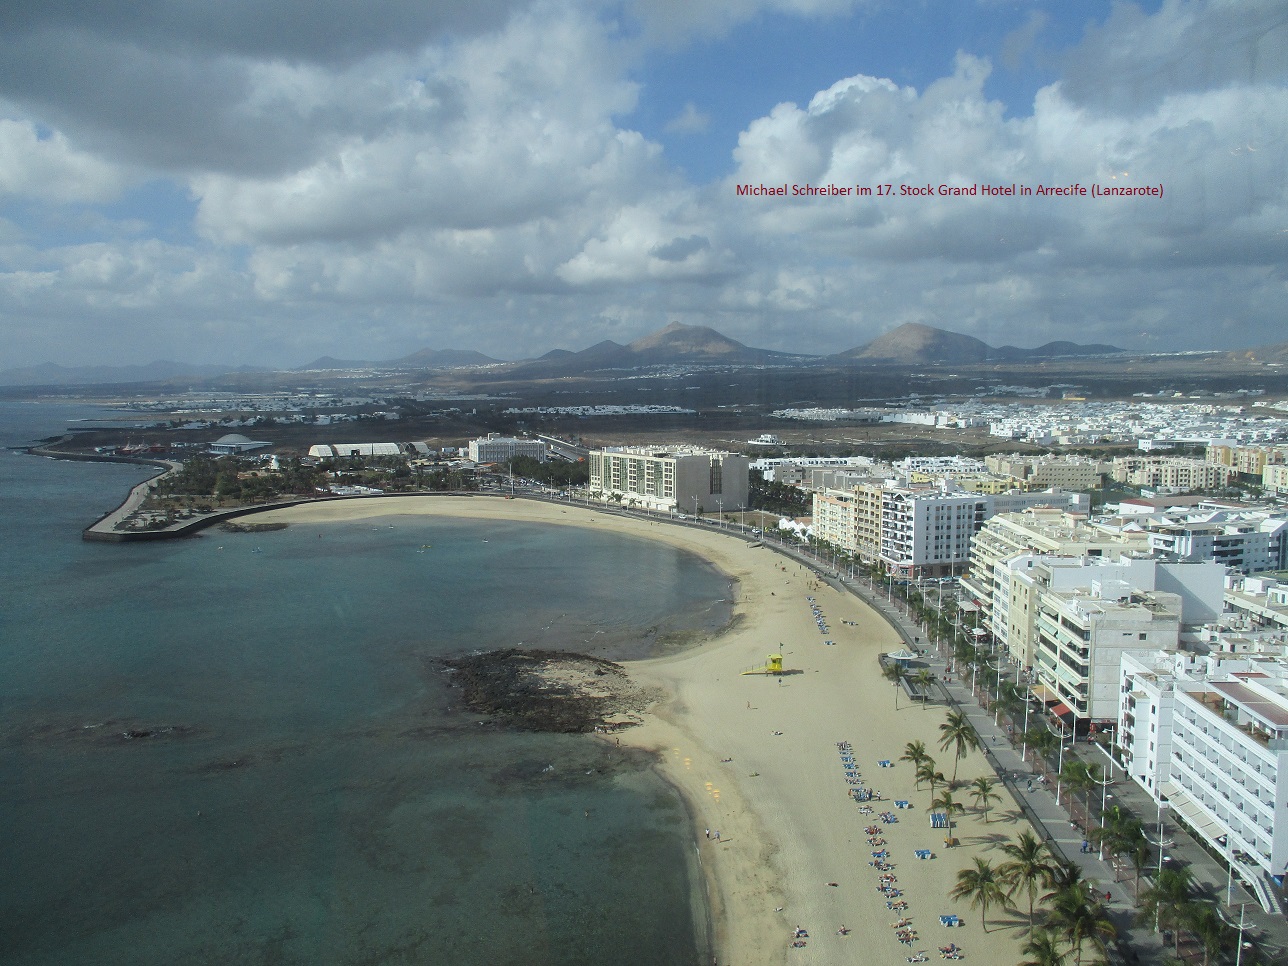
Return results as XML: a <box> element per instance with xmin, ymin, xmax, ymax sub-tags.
<box><xmin>716</xmin><ymin>498</ymin><xmax>723</xmax><ymax>527</ymax></box>
<box><xmin>1087</xmin><ymin>768</ymin><xmax>1114</xmax><ymax>860</ymax></box>
<box><xmin>1045</xmin><ymin>717</ymin><xmax>1073</xmax><ymax>805</ymax></box>
<box><xmin>1148</xmin><ymin>801</ymin><xmax>1172</xmax><ymax>934</ymax></box>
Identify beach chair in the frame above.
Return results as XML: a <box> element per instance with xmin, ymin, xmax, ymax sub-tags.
<box><xmin>895</xmin><ymin>800</ymin><xmax>910</xmax><ymax>809</ymax></box>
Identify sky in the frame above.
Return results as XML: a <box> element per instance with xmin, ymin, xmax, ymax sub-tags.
<box><xmin>0</xmin><ymin>0</ymin><xmax>1285</xmax><ymax>368</ymax></box>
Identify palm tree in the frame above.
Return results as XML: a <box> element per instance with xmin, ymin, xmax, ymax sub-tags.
<box><xmin>1187</xmin><ymin>901</ymin><xmax>1234</xmax><ymax>966</ymax></box>
<box><xmin>1091</xmin><ymin>808</ymin><xmax>1146</xmax><ymax>883</ymax></box>
<box><xmin>1046</xmin><ymin>888</ymin><xmax>1116</xmax><ymax>966</ymax></box>
<box><xmin>1059</xmin><ymin>760</ymin><xmax>1092</xmax><ymax>819</ymax></box>
<box><xmin>999</xmin><ymin>831</ymin><xmax>1055</xmax><ymax>925</ymax></box>
<box><xmin>1138</xmin><ymin>867</ymin><xmax>1195</xmax><ymax>957</ymax></box>
<box><xmin>931</xmin><ymin>788</ymin><xmax>966</xmax><ymax>825</ymax></box>
<box><xmin>1026</xmin><ymin>727</ymin><xmax>1058</xmax><ymax>763</ymax></box>
<box><xmin>1020</xmin><ymin>928</ymin><xmax>1070</xmax><ymax>966</ymax></box>
<box><xmin>914</xmin><ymin>667</ymin><xmax>936</xmax><ymax>708</ymax></box>
<box><xmin>917</xmin><ymin>760</ymin><xmax>946</xmax><ymax>802</ymax></box>
<box><xmin>1042</xmin><ymin>859</ymin><xmax>1088</xmax><ymax>903</ymax></box>
<box><xmin>949</xmin><ymin>857</ymin><xmax>1009</xmax><ymax>932</ymax></box>
<box><xmin>901</xmin><ymin>740</ymin><xmax>929</xmax><ymax>780</ymax></box>
<box><xmin>970</xmin><ymin>776</ymin><xmax>1001</xmax><ymax>823</ymax></box>
<box><xmin>938</xmin><ymin>710</ymin><xmax>980</xmax><ymax>783</ymax></box>
<box><xmin>882</xmin><ymin>661</ymin><xmax>904</xmax><ymax>709</ymax></box>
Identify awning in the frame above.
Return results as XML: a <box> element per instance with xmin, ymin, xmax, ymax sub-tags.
<box><xmin>1030</xmin><ymin>685</ymin><xmax>1060</xmax><ymax>704</ymax></box>
<box><xmin>1158</xmin><ymin>780</ymin><xmax>1225</xmax><ymax>841</ymax></box>
<box><xmin>1049</xmin><ymin>703</ymin><xmax>1075</xmax><ymax>723</ymax></box>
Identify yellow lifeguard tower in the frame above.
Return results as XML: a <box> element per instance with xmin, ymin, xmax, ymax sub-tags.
<box><xmin>741</xmin><ymin>654</ymin><xmax>785</xmax><ymax>675</ymax></box>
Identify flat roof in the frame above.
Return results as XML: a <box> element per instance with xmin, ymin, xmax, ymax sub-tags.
<box><xmin>1208</xmin><ymin>680</ymin><xmax>1288</xmax><ymax>728</ymax></box>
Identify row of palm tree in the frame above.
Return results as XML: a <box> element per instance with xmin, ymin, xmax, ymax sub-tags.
<box><xmin>900</xmin><ymin>740</ymin><xmax>999</xmax><ymax>820</ymax></box>
<box><xmin>1137</xmin><ymin>866</ymin><xmax>1241</xmax><ymax>965</ymax></box>
<box><xmin>949</xmin><ymin>832</ymin><xmax>1117</xmax><ymax>966</ymax></box>
<box><xmin>881</xmin><ymin>660</ymin><xmax>937</xmax><ymax>710</ymax></box>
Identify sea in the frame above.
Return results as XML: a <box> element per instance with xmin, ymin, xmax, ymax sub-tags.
<box><xmin>0</xmin><ymin>401</ymin><xmax>730</xmax><ymax>966</ymax></box>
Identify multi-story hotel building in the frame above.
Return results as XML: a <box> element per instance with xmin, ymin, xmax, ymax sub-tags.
<box><xmin>1118</xmin><ymin>652</ymin><xmax>1288</xmax><ymax>912</ymax></box>
<box><xmin>962</xmin><ymin>508</ymin><xmax>1150</xmax><ymax>638</ymax></box>
<box><xmin>588</xmin><ymin>446</ymin><xmax>748</xmax><ymax>514</ymax></box>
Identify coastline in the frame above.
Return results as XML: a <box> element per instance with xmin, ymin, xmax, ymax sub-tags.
<box><xmin>251</xmin><ymin>496</ymin><xmax>1036</xmax><ymax>966</ymax></box>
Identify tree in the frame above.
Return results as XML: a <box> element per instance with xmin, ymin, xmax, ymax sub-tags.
<box><xmin>1042</xmin><ymin>860</ymin><xmax>1088</xmax><ymax>903</ymax></box>
<box><xmin>950</xmin><ymin>857</ymin><xmax>1010</xmax><ymax>932</ymax></box>
<box><xmin>1091</xmin><ymin>807</ymin><xmax>1146</xmax><ymax>885</ymax></box>
<box><xmin>970</xmin><ymin>776</ymin><xmax>1001</xmax><ymax>823</ymax></box>
<box><xmin>1138</xmin><ymin>867</ymin><xmax>1196</xmax><ymax>957</ymax></box>
<box><xmin>1187</xmin><ymin>901</ymin><xmax>1234</xmax><ymax>966</ymax></box>
<box><xmin>1059</xmin><ymin>761</ymin><xmax>1093</xmax><ymax>825</ymax></box>
<box><xmin>901</xmin><ymin>740</ymin><xmax>929</xmax><ymax>779</ymax></box>
<box><xmin>914</xmin><ymin>667</ymin><xmax>936</xmax><ymax>708</ymax></box>
<box><xmin>1045</xmin><ymin>888</ymin><xmax>1116</xmax><ymax>966</ymax></box>
<box><xmin>916</xmin><ymin>760</ymin><xmax>946</xmax><ymax>802</ymax></box>
<box><xmin>882</xmin><ymin>661</ymin><xmax>904</xmax><ymax>710</ymax></box>
<box><xmin>938</xmin><ymin>710</ymin><xmax>980</xmax><ymax>783</ymax></box>
<box><xmin>1020</xmin><ymin>928</ymin><xmax>1070</xmax><ymax>966</ymax></box>
<box><xmin>931</xmin><ymin>788</ymin><xmax>965</xmax><ymax>824</ymax></box>
<box><xmin>1000</xmin><ymin>831</ymin><xmax>1055</xmax><ymax>926</ymax></box>
<box><xmin>1026</xmin><ymin>727</ymin><xmax>1059</xmax><ymax>762</ymax></box>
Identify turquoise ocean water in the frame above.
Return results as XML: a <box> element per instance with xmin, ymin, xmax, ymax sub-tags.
<box><xmin>0</xmin><ymin>402</ymin><xmax>726</xmax><ymax>965</ymax></box>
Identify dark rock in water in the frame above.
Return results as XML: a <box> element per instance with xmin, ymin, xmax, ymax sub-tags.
<box><xmin>443</xmin><ymin>649</ymin><xmax>656</xmax><ymax>733</ymax></box>
<box><xmin>219</xmin><ymin>521</ymin><xmax>288</xmax><ymax>533</ymax></box>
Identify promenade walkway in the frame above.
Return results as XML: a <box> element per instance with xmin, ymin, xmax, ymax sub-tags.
<box><xmin>818</xmin><ymin>565</ymin><xmax>1286</xmax><ymax>965</ymax></box>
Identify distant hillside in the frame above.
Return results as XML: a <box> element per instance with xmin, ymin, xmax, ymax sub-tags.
<box><xmin>507</xmin><ymin>321</ymin><xmax>804</xmax><ymax>377</ymax></box>
<box><xmin>838</xmin><ymin>323</ymin><xmax>1124</xmax><ymax>365</ymax></box>
<box><xmin>299</xmin><ymin>348</ymin><xmax>501</xmax><ymax>370</ymax></box>
<box><xmin>1230</xmin><ymin>341</ymin><xmax>1288</xmax><ymax>364</ymax></box>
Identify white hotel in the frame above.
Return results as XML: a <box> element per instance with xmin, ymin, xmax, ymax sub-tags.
<box><xmin>1118</xmin><ymin>652</ymin><xmax>1288</xmax><ymax>911</ymax></box>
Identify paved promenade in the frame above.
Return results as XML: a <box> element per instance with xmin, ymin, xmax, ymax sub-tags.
<box><xmin>825</xmin><ymin>567</ymin><xmax>1287</xmax><ymax>965</ymax></box>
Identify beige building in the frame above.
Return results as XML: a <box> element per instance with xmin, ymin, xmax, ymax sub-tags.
<box><xmin>1207</xmin><ymin>443</ymin><xmax>1288</xmax><ymax>478</ymax></box>
<box><xmin>986</xmin><ymin>455</ymin><xmax>1108</xmax><ymax>490</ymax></box>
<box><xmin>1264</xmin><ymin>463</ymin><xmax>1288</xmax><ymax>496</ymax></box>
<box><xmin>960</xmin><ymin>508</ymin><xmax>1149</xmax><ymax>639</ymax></box>
<box><xmin>1111</xmin><ymin>456</ymin><xmax>1236</xmax><ymax>490</ymax></box>
<box><xmin>588</xmin><ymin>446</ymin><xmax>748</xmax><ymax>514</ymax></box>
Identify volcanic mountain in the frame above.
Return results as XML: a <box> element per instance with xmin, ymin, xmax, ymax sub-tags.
<box><xmin>838</xmin><ymin>322</ymin><xmax>1123</xmax><ymax>365</ymax></box>
<box><xmin>505</xmin><ymin>321</ymin><xmax>804</xmax><ymax>376</ymax></box>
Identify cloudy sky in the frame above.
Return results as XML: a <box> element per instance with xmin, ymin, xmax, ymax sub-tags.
<box><xmin>0</xmin><ymin>0</ymin><xmax>1284</xmax><ymax>367</ymax></box>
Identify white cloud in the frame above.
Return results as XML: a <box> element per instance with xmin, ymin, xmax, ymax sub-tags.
<box><xmin>0</xmin><ymin>118</ymin><xmax>132</xmax><ymax>203</ymax></box>
<box><xmin>664</xmin><ymin>102</ymin><xmax>710</xmax><ymax>134</ymax></box>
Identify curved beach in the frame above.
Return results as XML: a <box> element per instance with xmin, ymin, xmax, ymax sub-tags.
<box><xmin>252</xmin><ymin>496</ymin><xmax>1035</xmax><ymax>966</ymax></box>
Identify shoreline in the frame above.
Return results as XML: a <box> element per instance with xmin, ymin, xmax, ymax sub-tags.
<box><xmin>249</xmin><ymin>496</ymin><xmax>1037</xmax><ymax>966</ymax></box>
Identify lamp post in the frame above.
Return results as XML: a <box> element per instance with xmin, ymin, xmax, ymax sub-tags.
<box><xmin>716</xmin><ymin>498</ymin><xmax>723</xmax><ymax>528</ymax></box>
<box><xmin>1089</xmin><ymin>768</ymin><xmax>1114</xmax><ymax>860</ymax></box>
<box><xmin>1045</xmin><ymin>718</ymin><xmax>1072</xmax><ymax>805</ymax></box>
<box><xmin>1149</xmin><ymin>801</ymin><xmax>1171</xmax><ymax>934</ymax></box>
<box><xmin>1235</xmin><ymin>903</ymin><xmax>1247</xmax><ymax>966</ymax></box>
<box><xmin>1021</xmin><ymin>695</ymin><xmax>1033</xmax><ymax>762</ymax></box>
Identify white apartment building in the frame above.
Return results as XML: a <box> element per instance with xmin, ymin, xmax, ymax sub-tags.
<box><xmin>588</xmin><ymin>446</ymin><xmax>748</xmax><ymax>514</ymax></box>
<box><xmin>468</xmin><ymin>434</ymin><xmax>548</xmax><ymax>464</ymax></box>
<box><xmin>876</xmin><ymin>482</ymin><xmax>1085</xmax><ymax>578</ymax></box>
<box><xmin>1145</xmin><ymin>511</ymin><xmax>1288</xmax><ymax>574</ymax></box>
<box><xmin>1225</xmin><ymin>576</ymin><xmax>1288</xmax><ymax>631</ymax></box>
<box><xmin>1117</xmin><ymin>652</ymin><xmax>1288</xmax><ymax>911</ymax></box>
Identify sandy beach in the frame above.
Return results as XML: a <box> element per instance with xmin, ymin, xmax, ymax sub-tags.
<box><xmin>254</xmin><ymin>495</ymin><xmax>1036</xmax><ymax>966</ymax></box>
